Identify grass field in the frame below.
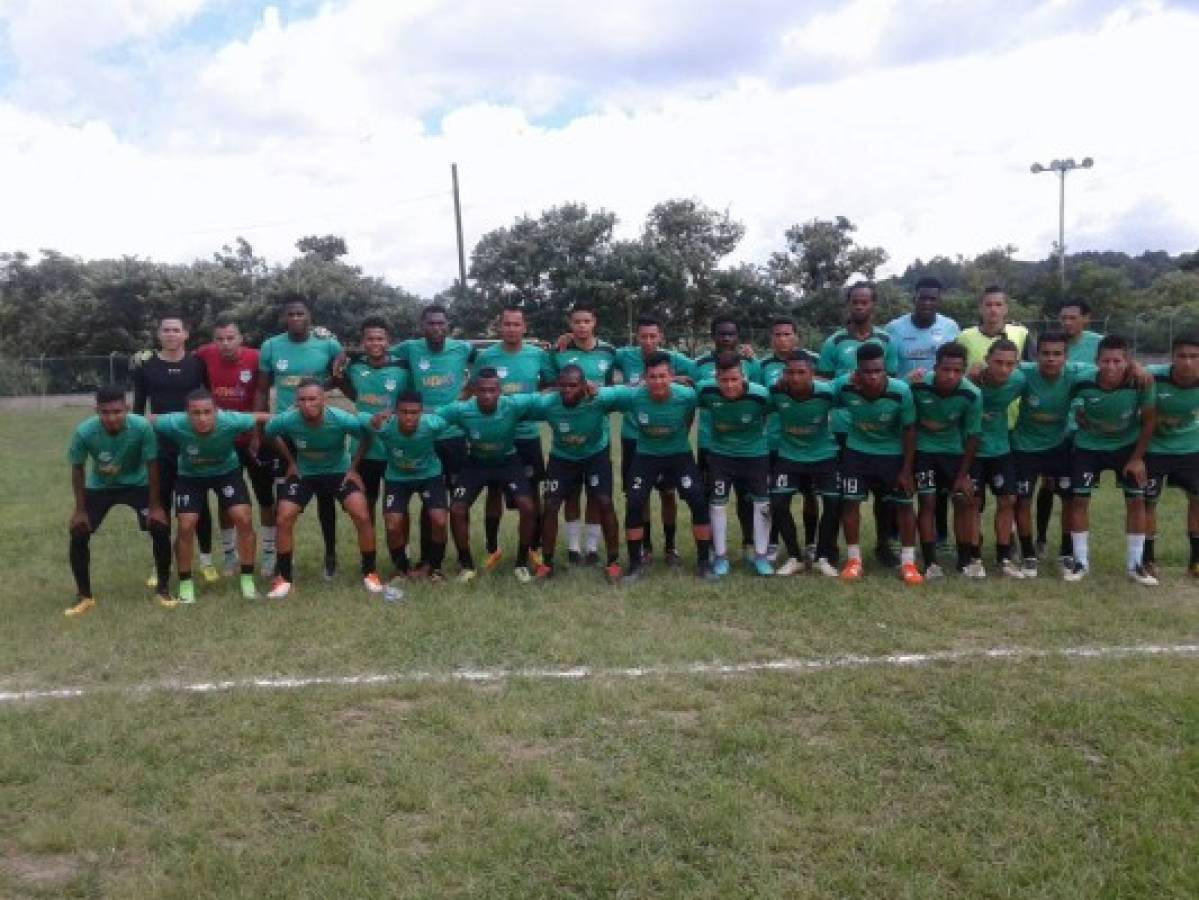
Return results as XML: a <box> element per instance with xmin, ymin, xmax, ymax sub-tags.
<box><xmin>2</xmin><ymin>408</ymin><xmax>1198</xmax><ymax>897</ymax></box>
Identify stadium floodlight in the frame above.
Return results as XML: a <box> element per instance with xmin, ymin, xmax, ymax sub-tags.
<box><xmin>1030</xmin><ymin>155</ymin><xmax>1095</xmax><ymax>292</ymax></box>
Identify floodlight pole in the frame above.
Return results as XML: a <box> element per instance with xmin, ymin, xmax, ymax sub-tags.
<box><xmin>1030</xmin><ymin>156</ymin><xmax>1094</xmax><ymax>293</ymax></box>
<box><xmin>452</xmin><ymin>163</ymin><xmax>468</xmax><ymax>301</ymax></box>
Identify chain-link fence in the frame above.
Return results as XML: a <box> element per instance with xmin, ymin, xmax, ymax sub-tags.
<box><xmin>0</xmin><ymin>354</ymin><xmax>133</xmax><ymax>400</ymax></box>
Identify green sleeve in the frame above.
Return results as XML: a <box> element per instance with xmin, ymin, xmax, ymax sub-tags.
<box><xmin>672</xmin><ymin>353</ymin><xmax>696</xmax><ymax>379</ymax></box>
<box><xmin>264</xmin><ymin>415</ymin><xmax>285</xmax><ymax>439</ymax></box>
<box><xmin>227</xmin><ymin>412</ymin><xmax>258</xmax><ymax>434</ymax></box>
<box><xmin>604</xmin><ymin>385</ymin><xmax>634</xmax><ymax>412</ymax></box>
<box><xmin>339</xmin><ymin>407</ymin><xmax>365</xmax><ymax>437</ymax></box>
<box><xmin>816</xmin><ymin>339</ymin><xmax>836</xmax><ymax>377</ymax></box>
<box><xmin>139</xmin><ymin>419</ymin><xmax>159</xmax><ymax>459</ymax></box>
<box><xmin>435</xmin><ymin>402</ymin><xmax>461</xmax><ymax>427</ymax></box>
<box><xmin>964</xmin><ymin>394</ymin><xmax>983</xmax><ymax>437</ymax></box>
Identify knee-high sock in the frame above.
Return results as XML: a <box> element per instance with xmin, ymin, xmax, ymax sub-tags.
<box><xmin>197</xmin><ymin>501</ymin><xmax>213</xmax><ymax>555</ymax></box>
<box><xmin>69</xmin><ymin>531</ymin><xmax>91</xmax><ymax>597</ymax></box>
<box><xmin>710</xmin><ymin>505</ymin><xmax>728</xmax><ymax>557</ymax></box>
<box><xmin>772</xmin><ymin>498</ymin><xmax>800</xmax><ymax>558</ymax></box>
<box><xmin>149</xmin><ymin>522</ymin><xmax>172</xmax><ymax>592</ymax></box>
<box><xmin>317</xmin><ymin>493</ymin><xmax>337</xmax><ymax>558</ymax></box>
<box><xmin>752</xmin><ymin>501</ymin><xmax>770</xmax><ymax>556</ymax></box>
<box><xmin>735</xmin><ymin>493</ymin><xmax>753</xmax><ymax>548</ymax></box>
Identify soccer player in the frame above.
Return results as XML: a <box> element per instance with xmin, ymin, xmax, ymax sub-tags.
<box><xmin>437</xmin><ymin>368</ymin><xmax>544</xmax><ymax>583</ymax></box>
<box><xmin>264</xmin><ymin>379</ymin><xmax>382</xmax><ymax>599</ymax></box>
<box><xmin>886</xmin><ymin>277</ymin><xmax>962</xmax><ymax>377</ymax></box>
<box><xmin>612</xmin><ymin>352</ymin><xmax>715</xmax><ymax>582</ymax></box>
<box><xmin>758</xmin><ymin>317</ymin><xmax>810</xmax><ymax>562</ymax></box>
<box><xmin>132</xmin><ymin>314</ymin><xmax>215</xmax><ymax>582</ymax></box>
<box><xmin>1064</xmin><ymin>335</ymin><xmax>1156</xmax><ymax>584</ymax></box>
<box><xmin>833</xmin><ymin>343</ymin><xmax>923</xmax><ymax>585</ymax></box>
<box><xmin>1143</xmin><ymin>335</ymin><xmax>1199</xmax><ymax>577</ymax></box>
<box><xmin>194</xmin><ymin>319</ymin><xmax>277</xmax><ymax>576</ymax></box>
<box><xmin>65</xmin><ymin>386</ymin><xmax>177</xmax><ymax>616</ymax></box>
<box><xmin>697</xmin><ymin>353</ymin><xmax>773</xmax><ymax>576</ymax></box>
<box><xmin>910</xmin><ymin>342</ymin><xmax>983</xmax><ymax>578</ymax></box>
<box><xmin>767</xmin><ymin>351</ymin><xmax>841</xmax><ymax>577</ymax></box>
<box><xmin>1059</xmin><ymin>298</ymin><xmax>1103</xmax><ymax>364</ymax></box>
<box><xmin>612</xmin><ymin>315</ymin><xmax>695</xmax><ymax>565</ymax></box>
<box><xmin>471</xmin><ymin>305</ymin><xmax>556</xmax><ymax>568</ymax></box>
<box><xmin>150</xmin><ymin>390</ymin><xmax>268</xmax><ymax>602</ymax></box>
<box><xmin>335</xmin><ymin>317</ymin><xmax>409</xmax><ymax>518</ymax></box>
<box><xmin>389</xmin><ymin>304</ymin><xmax>477</xmax><ymax>564</ymax></box>
<box><xmin>365</xmin><ymin>391</ymin><xmax>454</xmax><ymax>597</ymax></box>
<box><xmin>968</xmin><ymin>338</ymin><xmax>1027</xmax><ymax>577</ymax></box>
<box><xmin>957</xmin><ymin>286</ymin><xmax>1033</xmax><ymax>368</ymax></box>
<box><xmin>551</xmin><ymin>303</ymin><xmax>618</xmax><ymax>565</ymax></box>
<box><xmin>533</xmin><ymin>365</ymin><xmax>626</xmax><ymax>581</ymax></box>
<box><xmin>256</xmin><ymin>297</ymin><xmax>344</xmax><ymax>579</ymax></box>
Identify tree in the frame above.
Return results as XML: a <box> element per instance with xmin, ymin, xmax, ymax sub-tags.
<box><xmin>295</xmin><ymin>235</ymin><xmax>349</xmax><ymax>262</ymax></box>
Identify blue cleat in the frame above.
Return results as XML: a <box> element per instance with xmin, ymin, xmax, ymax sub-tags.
<box><xmin>752</xmin><ymin>556</ymin><xmax>774</xmax><ymax>577</ymax></box>
<box><xmin>711</xmin><ymin>556</ymin><xmax>730</xmax><ymax>577</ymax></box>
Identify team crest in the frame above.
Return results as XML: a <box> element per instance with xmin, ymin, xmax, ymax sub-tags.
<box><xmin>680</xmin><ymin>476</ymin><xmax>693</xmax><ymax>489</ymax></box>
<box><xmin>638</xmin><ymin>413</ymin><xmax>649</xmax><ymax>424</ymax></box>
<box><xmin>588</xmin><ymin>474</ymin><xmax>599</xmax><ymax>487</ymax></box>
<box><xmin>1028</xmin><ymin>396</ymin><xmax>1040</xmax><ymax>407</ymax></box>
<box><xmin>740</xmin><ymin>414</ymin><xmax>752</xmax><ymax>423</ymax></box>
<box><xmin>276</xmin><ymin>359</ymin><xmax>288</xmax><ymax>371</ymax></box>
<box><xmin>384</xmin><ymin>378</ymin><xmax>397</xmax><ymax>392</ymax></box>
<box><xmin>296</xmin><ymin>439</ymin><xmax>307</xmax><ymax>449</ymax></box>
<box><xmin>98</xmin><ymin>451</ymin><xmax>113</xmax><ymax>462</ymax></box>
<box><xmin>222</xmin><ymin>485</ymin><xmax>234</xmax><ymax>497</ymax></box>
<box><xmin>496</xmin><ymin>367</ymin><xmax>509</xmax><ymax>378</ymax></box>
<box><xmin>239</xmin><ymin>369</ymin><xmax>253</xmax><ymax>383</ymax></box>
<box><xmin>558</xmin><ymin>422</ymin><xmax>571</xmax><ymax>432</ymax></box>
<box><xmin>418</xmin><ymin>358</ymin><xmax>431</xmax><ymax>371</ymax></box>
<box><xmin>470</xmin><ymin>430</ymin><xmax>481</xmax><ymax>439</ymax></box>
<box><xmin>598</xmin><ymin>361</ymin><xmax>609</xmax><ymax>372</ymax></box>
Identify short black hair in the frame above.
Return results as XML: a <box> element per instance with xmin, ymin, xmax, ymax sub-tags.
<box><xmin>987</xmin><ymin>337</ymin><xmax>1019</xmax><ymax>357</ymax></box>
<box><xmin>635</xmin><ymin>315</ymin><xmax>662</xmax><ymax>330</ymax></box>
<box><xmin>1172</xmin><ymin>334</ymin><xmax>1199</xmax><ymax>352</ymax></box>
<box><xmin>282</xmin><ymin>297</ymin><xmax>309</xmax><ymax>310</ymax></box>
<box><xmin>185</xmin><ymin>388</ymin><xmax>213</xmax><ymax>405</ymax></box>
<box><xmin>421</xmin><ymin>304</ymin><xmax>448</xmax><ymax>320</ymax></box>
<box><xmin>1038</xmin><ymin>330</ymin><xmax>1068</xmax><ymax>348</ymax></box>
<box><xmin>770</xmin><ymin>317</ymin><xmax>797</xmax><ymax>331</ymax></box>
<box><xmin>296</xmin><ymin>377</ymin><xmax>323</xmax><ymax>391</ymax></box>
<box><xmin>1058</xmin><ymin>298</ymin><xmax>1091</xmax><ymax>316</ymax></box>
<box><xmin>982</xmin><ymin>285</ymin><xmax>1005</xmax><ymax>297</ymax></box>
<box><xmin>784</xmin><ymin>349</ymin><xmax>814</xmax><ymax>367</ymax></box>
<box><xmin>475</xmin><ymin>366</ymin><xmax>499</xmax><ymax>380</ymax></box>
<box><xmin>914</xmin><ymin>276</ymin><xmax>943</xmax><ymax>293</ymax></box>
<box><xmin>569</xmin><ymin>303</ymin><xmax>596</xmax><ymax>316</ymax></box>
<box><xmin>846</xmin><ymin>281</ymin><xmax>876</xmax><ymax>302</ymax></box>
<box><xmin>1098</xmin><ymin>334</ymin><xmax>1129</xmax><ymax>354</ymax></box>
<box><xmin>935</xmin><ymin>342</ymin><xmax>966</xmax><ymax>364</ymax></box>
<box><xmin>716</xmin><ymin>351</ymin><xmax>742</xmax><ymax>372</ymax></box>
<box><xmin>360</xmin><ymin>316</ymin><xmax>390</xmax><ymax>334</ymax></box>
<box><xmin>396</xmin><ymin>390</ymin><xmax>423</xmax><ymax>407</ymax></box>
<box><xmin>856</xmin><ymin>342</ymin><xmax>884</xmax><ymax>363</ymax></box>
<box><xmin>644</xmin><ymin>351</ymin><xmax>672</xmax><ymax>370</ymax></box>
<box><xmin>213</xmin><ymin>318</ymin><xmax>240</xmax><ymax>332</ymax></box>
<box><xmin>557</xmin><ymin>364</ymin><xmax>584</xmax><ymax>381</ymax></box>
<box><xmin>710</xmin><ymin>315</ymin><xmax>739</xmax><ymax>337</ymax></box>
<box><xmin>95</xmin><ymin>385</ymin><xmax>126</xmax><ymax>405</ymax></box>
<box><xmin>501</xmin><ymin>303</ymin><xmax>525</xmax><ymax>316</ymax></box>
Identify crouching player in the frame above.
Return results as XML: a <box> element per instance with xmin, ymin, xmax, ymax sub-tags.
<box><xmin>533</xmin><ymin>365</ymin><xmax>625</xmax><ymax>581</ymax></box>
<box><xmin>265</xmin><ymin>379</ymin><xmax>383</xmax><ymax>599</ymax></box>
<box><xmin>151</xmin><ymin>389</ymin><xmax>269</xmax><ymax>602</ymax></box>
<box><xmin>365</xmin><ymin>392</ymin><xmax>452</xmax><ymax>598</ymax></box>
<box><xmin>834</xmin><ymin>343</ymin><xmax>923</xmax><ymax>584</ymax></box>
<box><xmin>65</xmin><ymin>386</ymin><xmax>177</xmax><ymax>616</ymax></box>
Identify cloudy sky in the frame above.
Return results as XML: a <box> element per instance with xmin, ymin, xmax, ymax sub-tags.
<box><xmin>0</xmin><ymin>0</ymin><xmax>1196</xmax><ymax>295</ymax></box>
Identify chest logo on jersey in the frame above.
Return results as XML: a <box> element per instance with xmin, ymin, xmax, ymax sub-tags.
<box><xmin>418</xmin><ymin>359</ymin><xmax>431</xmax><ymax>371</ymax></box>
<box><xmin>222</xmin><ymin>485</ymin><xmax>235</xmax><ymax>498</ymax></box>
<box><xmin>276</xmin><ymin>360</ymin><xmax>288</xmax><ymax>371</ymax></box>
<box><xmin>496</xmin><ymin>367</ymin><xmax>509</xmax><ymax>378</ymax></box>
<box><xmin>741</xmin><ymin>414</ymin><xmax>752</xmax><ymax>423</ymax></box>
<box><xmin>98</xmin><ymin>451</ymin><xmax>113</xmax><ymax>463</ymax></box>
<box><xmin>598</xmin><ymin>361</ymin><xmax>609</xmax><ymax>373</ymax></box>
<box><xmin>187</xmin><ymin>445</ymin><xmax>199</xmax><ymax>455</ymax></box>
<box><xmin>558</xmin><ymin>423</ymin><xmax>571</xmax><ymax>433</ymax></box>
<box><xmin>295</xmin><ymin>439</ymin><xmax>307</xmax><ymax>449</ymax></box>
<box><xmin>239</xmin><ymin>369</ymin><xmax>253</xmax><ymax>383</ymax></box>
<box><xmin>1028</xmin><ymin>395</ymin><xmax>1040</xmax><ymax>407</ymax></box>
<box><xmin>384</xmin><ymin>378</ymin><xmax>398</xmax><ymax>392</ymax></box>
<box><xmin>470</xmin><ymin>430</ymin><xmax>481</xmax><ymax>440</ymax></box>
<box><xmin>638</xmin><ymin>413</ymin><xmax>649</xmax><ymax>424</ymax></box>
<box><xmin>630</xmin><ymin>375</ymin><xmax>643</xmax><ymax>386</ymax></box>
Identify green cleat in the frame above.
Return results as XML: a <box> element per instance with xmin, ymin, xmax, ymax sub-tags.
<box><xmin>178</xmin><ymin>579</ymin><xmax>196</xmax><ymax>604</ymax></box>
<box><xmin>239</xmin><ymin>574</ymin><xmax>258</xmax><ymax>600</ymax></box>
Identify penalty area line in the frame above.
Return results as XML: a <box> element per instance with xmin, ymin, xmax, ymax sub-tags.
<box><xmin>2</xmin><ymin>642</ymin><xmax>1198</xmax><ymax>705</ymax></box>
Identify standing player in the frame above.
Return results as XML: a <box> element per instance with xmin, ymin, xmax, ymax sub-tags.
<box><xmin>910</xmin><ymin>342</ymin><xmax>983</xmax><ymax>578</ymax></box>
<box><xmin>1059</xmin><ymin>298</ymin><xmax>1103</xmax><ymax>364</ymax></box>
<box><xmin>768</xmin><ymin>351</ymin><xmax>841</xmax><ymax>577</ymax></box>
<box><xmin>697</xmin><ymin>353</ymin><xmax>773</xmax><ymax>576</ymax></box>
<box><xmin>758</xmin><ymin>317</ymin><xmax>812</xmax><ymax>562</ymax></box>
<box><xmin>1142</xmin><ymin>336</ymin><xmax>1199</xmax><ymax>576</ymax></box>
<box><xmin>957</xmin><ymin>286</ymin><xmax>1033</xmax><ymax>368</ymax></box>
<box><xmin>132</xmin><ymin>314</ymin><xmax>215</xmax><ymax>582</ymax></box>
<box><xmin>256</xmin><ymin>298</ymin><xmax>344</xmax><ymax>579</ymax></box>
<box><xmin>436</xmin><ymin>368</ymin><xmax>543</xmax><ymax>583</ymax></box>
<box><xmin>833</xmin><ymin>343</ymin><xmax>923</xmax><ymax>585</ymax></box>
<box><xmin>150</xmin><ymin>390</ymin><xmax>268</xmax><ymax>602</ymax></box>
<box><xmin>1065</xmin><ymin>335</ymin><xmax>1156</xmax><ymax>584</ymax></box>
<box><xmin>194</xmin><ymin>319</ymin><xmax>277</xmax><ymax>576</ymax></box>
<box><xmin>264</xmin><ymin>379</ymin><xmax>382</xmax><ymax>599</ymax></box>
<box><xmin>886</xmin><ymin>277</ymin><xmax>961</xmax><ymax>377</ymax></box>
<box><xmin>533</xmin><ymin>365</ymin><xmax>626</xmax><ymax>580</ymax></box>
<box><xmin>65</xmin><ymin>387</ymin><xmax>177</xmax><ymax>616</ymax></box>
<box><xmin>472</xmin><ymin>305</ymin><xmax>556</xmax><ymax>569</ymax></box>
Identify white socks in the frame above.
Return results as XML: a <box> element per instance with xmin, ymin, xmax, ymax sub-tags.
<box><xmin>710</xmin><ymin>505</ymin><xmax>728</xmax><ymax>557</ymax></box>
<box><xmin>1071</xmin><ymin>531</ymin><xmax>1090</xmax><ymax>568</ymax></box>
<box><xmin>565</xmin><ymin>520</ymin><xmax>581</xmax><ymax>552</ymax></box>
<box><xmin>752</xmin><ymin>501</ymin><xmax>770</xmax><ymax>556</ymax></box>
<box><xmin>847</xmin><ymin>544</ymin><xmax>862</xmax><ymax>561</ymax></box>
<box><xmin>221</xmin><ymin>528</ymin><xmax>236</xmax><ymax>556</ymax></box>
<box><xmin>585</xmin><ymin>524</ymin><xmax>602</xmax><ymax>554</ymax></box>
<box><xmin>900</xmin><ymin>547</ymin><xmax>915</xmax><ymax>565</ymax></box>
<box><xmin>260</xmin><ymin>526</ymin><xmax>276</xmax><ymax>553</ymax></box>
<box><xmin>1126</xmin><ymin>533</ymin><xmax>1145</xmax><ymax>572</ymax></box>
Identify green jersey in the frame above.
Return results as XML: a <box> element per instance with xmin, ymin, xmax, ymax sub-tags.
<box><xmin>1011</xmin><ymin>362</ymin><xmax>1095</xmax><ymax>453</ymax></box>
<box><xmin>265</xmin><ymin>406</ymin><xmax>365</xmax><ymax>476</ymax></box>
<box><xmin>690</xmin><ymin>353</ymin><xmax>762</xmax><ymax>449</ymax></box>
<box><xmin>436</xmin><ymin>394</ymin><xmax>540</xmax><ymax>462</ymax></box>
<box><xmin>610</xmin><ymin>384</ymin><xmax>697</xmax><ymax>457</ymax></box>
<box><xmin>696</xmin><ymin>380</ymin><xmax>771</xmax><ymax>457</ymax></box>
<box><xmin>389</xmin><ymin>339</ymin><xmax>477</xmax><ymax>439</ymax></box>
<box><xmin>153</xmin><ymin>411</ymin><xmax>257</xmax><ymax>478</ymax></box>
<box><xmin>758</xmin><ymin>354</ymin><xmax>795</xmax><ymax>451</ymax></box>
<box><xmin>816</xmin><ymin>328</ymin><xmax>900</xmax><ymax>379</ymax></box>
<box><xmin>365</xmin><ymin>413</ymin><xmax>450</xmax><ymax>482</ymax></box>
<box><xmin>68</xmin><ymin>414</ymin><xmax>157</xmax><ymax>490</ymax></box>
<box><xmin>974</xmin><ymin>369</ymin><xmax>1026</xmax><ymax>458</ymax></box>
<box><xmin>550</xmin><ymin>339</ymin><xmax>618</xmax><ymax>385</ymax></box>
<box><xmin>1069</xmin><ymin>375</ymin><xmax>1155</xmax><ymax>452</ymax></box>
<box><xmin>1066</xmin><ymin>330</ymin><xmax>1103</xmax><ymax>365</ymax></box>
<box><xmin>258</xmin><ymin>332</ymin><xmax>343</xmax><ymax>411</ymax></box>
<box><xmin>911</xmin><ymin>373</ymin><xmax>983</xmax><ymax>455</ymax></box>
<box><xmin>612</xmin><ymin>347</ymin><xmax>695</xmax><ymax>441</ymax></box>
<box><xmin>472</xmin><ymin>342</ymin><xmax>555</xmax><ymax>441</ymax></box>
<box><xmin>769</xmin><ymin>381</ymin><xmax>837</xmax><ymax>464</ymax></box>
<box><xmin>832</xmin><ymin>376</ymin><xmax>915</xmax><ymax>456</ymax></box>
<box><xmin>532</xmin><ymin>387</ymin><xmax>624</xmax><ymax>461</ymax></box>
<box><xmin>1148</xmin><ymin>365</ymin><xmax>1199</xmax><ymax>455</ymax></box>
<box><xmin>345</xmin><ymin>360</ymin><xmax>409</xmax><ymax>461</ymax></box>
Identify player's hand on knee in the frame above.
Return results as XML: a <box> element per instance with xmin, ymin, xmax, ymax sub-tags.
<box><xmin>69</xmin><ymin>510</ymin><xmax>90</xmax><ymax>534</ymax></box>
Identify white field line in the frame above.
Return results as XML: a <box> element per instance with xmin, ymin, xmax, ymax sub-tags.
<box><xmin>1</xmin><ymin>643</ymin><xmax>1197</xmax><ymax>705</ymax></box>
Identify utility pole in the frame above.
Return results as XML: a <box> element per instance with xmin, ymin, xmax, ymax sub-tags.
<box><xmin>451</xmin><ymin>163</ymin><xmax>468</xmax><ymax>301</ymax></box>
<box><xmin>1030</xmin><ymin>156</ymin><xmax>1093</xmax><ymax>293</ymax></box>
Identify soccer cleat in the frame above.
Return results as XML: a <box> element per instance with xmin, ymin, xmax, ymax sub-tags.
<box><xmin>383</xmin><ymin>578</ymin><xmax>405</xmax><ymax>603</ymax></box>
<box><xmin>899</xmin><ymin>562</ymin><xmax>924</xmax><ymax>585</ymax></box>
<box><xmin>64</xmin><ymin>596</ymin><xmax>96</xmax><ymax>618</ymax></box>
<box><xmin>514</xmin><ymin>566</ymin><xmax>533</xmax><ymax>584</ymax></box>
<box><xmin>1056</xmin><ymin>554</ymin><xmax>1074</xmax><ymax>574</ymax></box>
<box><xmin>752</xmin><ymin>556</ymin><xmax>774</xmax><ymax>577</ymax></box>
<box><xmin>362</xmin><ymin>573</ymin><xmax>385</xmax><ymax>595</ymax></box>
<box><xmin>428</xmin><ymin>569</ymin><xmax>445</xmax><ymax>583</ymax></box>
<box><xmin>961</xmin><ymin>560</ymin><xmax>987</xmax><ymax>579</ymax></box>
<box><xmin>222</xmin><ymin>551</ymin><xmax>238</xmax><ymax>577</ymax></box>
<box><xmin>665</xmin><ymin>549</ymin><xmax>682</xmax><ymax>568</ymax></box>
<box><xmin>775</xmin><ymin>557</ymin><xmax>803</xmax><ymax>577</ymax></box>
<box><xmin>815</xmin><ymin>557</ymin><xmax>840</xmax><ymax>578</ymax></box>
<box><xmin>840</xmin><ymin>558</ymin><xmax>864</xmax><ymax>581</ymax></box>
<box><xmin>766</xmin><ymin>543</ymin><xmax>780</xmax><ymax>563</ymax></box>
<box><xmin>603</xmin><ymin>562</ymin><xmax>622</xmax><ymax>584</ymax></box>
<box><xmin>266</xmin><ymin>576</ymin><xmax>292</xmax><ymax>600</ymax></box>
<box><xmin>924</xmin><ymin>563</ymin><xmax>945</xmax><ymax>580</ymax></box>
<box><xmin>1021</xmin><ymin>557</ymin><xmax>1039</xmax><ymax>579</ymax></box>
<box><xmin>1142</xmin><ymin>561</ymin><xmax>1160</xmax><ymax>580</ymax></box>
<box><xmin>457</xmin><ymin>568</ymin><xmax>477</xmax><ymax>585</ymax></box>
<box><xmin>323</xmin><ymin>556</ymin><xmax>337</xmax><ymax>582</ymax></box>
<box><xmin>584</xmin><ymin>551</ymin><xmax>600</xmax><ymax>567</ymax></box>
<box><xmin>177</xmin><ymin>579</ymin><xmax>196</xmax><ymax>604</ymax></box>
<box><xmin>711</xmin><ymin>556</ymin><xmax>731</xmax><ymax>577</ymax></box>
<box><xmin>154</xmin><ymin>592</ymin><xmax>180</xmax><ymax>609</ymax></box>
<box><xmin>1128</xmin><ymin>565</ymin><xmax>1159</xmax><ymax>587</ymax></box>
<box><xmin>698</xmin><ymin>563</ymin><xmax>721</xmax><ymax>582</ymax></box>
<box><xmin>145</xmin><ymin>570</ymin><xmax>158</xmax><ymax>588</ymax></box>
<box><xmin>999</xmin><ymin>558</ymin><xmax>1026</xmax><ymax>579</ymax></box>
<box><xmin>239</xmin><ymin>574</ymin><xmax>258</xmax><ymax>600</ymax></box>
<box><xmin>483</xmin><ymin>549</ymin><xmax>504</xmax><ymax>571</ymax></box>
<box><xmin>527</xmin><ymin>548</ymin><xmax>544</xmax><ymax>568</ymax></box>
<box><xmin>1062</xmin><ymin>561</ymin><xmax>1088</xmax><ymax>582</ymax></box>
<box><xmin>567</xmin><ymin>550</ymin><xmax>582</xmax><ymax>566</ymax></box>
<box><xmin>200</xmin><ymin>563</ymin><xmax>220</xmax><ymax>584</ymax></box>
<box><xmin>536</xmin><ymin>562</ymin><xmax>556</xmax><ymax>581</ymax></box>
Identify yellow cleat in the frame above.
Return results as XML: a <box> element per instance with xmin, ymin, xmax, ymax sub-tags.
<box><xmin>527</xmin><ymin>548</ymin><xmax>544</xmax><ymax>569</ymax></box>
<box><xmin>64</xmin><ymin>597</ymin><xmax>96</xmax><ymax>618</ymax></box>
<box><xmin>200</xmin><ymin>563</ymin><xmax>220</xmax><ymax>584</ymax></box>
<box><xmin>145</xmin><ymin>570</ymin><xmax>159</xmax><ymax>588</ymax></box>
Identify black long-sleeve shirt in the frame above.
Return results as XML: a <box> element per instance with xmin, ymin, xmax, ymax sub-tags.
<box><xmin>131</xmin><ymin>352</ymin><xmax>208</xmax><ymax>456</ymax></box>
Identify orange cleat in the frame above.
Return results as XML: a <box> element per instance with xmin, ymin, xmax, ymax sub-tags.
<box><xmin>840</xmin><ymin>558</ymin><xmax>863</xmax><ymax>581</ymax></box>
<box><xmin>899</xmin><ymin>562</ymin><xmax>924</xmax><ymax>585</ymax></box>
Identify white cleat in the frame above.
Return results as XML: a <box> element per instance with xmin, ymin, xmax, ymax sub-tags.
<box><xmin>924</xmin><ymin>563</ymin><xmax>945</xmax><ymax>580</ymax></box>
<box><xmin>775</xmin><ymin>557</ymin><xmax>803</xmax><ymax>577</ymax></box>
<box><xmin>961</xmin><ymin>560</ymin><xmax>987</xmax><ymax>579</ymax></box>
<box><xmin>1000</xmin><ymin>558</ymin><xmax>1026</xmax><ymax>579</ymax></box>
<box><xmin>815</xmin><ymin>557</ymin><xmax>840</xmax><ymax>578</ymax></box>
<box><xmin>1128</xmin><ymin>565</ymin><xmax>1159</xmax><ymax>587</ymax></box>
<box><xmin>266</xmin><ymin>577</ymin><xmax>292</xmax><ymax>600</ymax></box>
<box><xmin>1021</xmin><ymin>557</ymin><xmax>1039</xmax><ymax>579</ymax></box>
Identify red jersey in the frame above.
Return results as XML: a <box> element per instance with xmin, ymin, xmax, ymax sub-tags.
<box><xmin>195</xmin><ymin>345</ymin><xmax>260</xmax><ymax>444</ymax></box>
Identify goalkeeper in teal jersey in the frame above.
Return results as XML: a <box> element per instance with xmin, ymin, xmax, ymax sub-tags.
<box><xmin>1065</xmin><ymin>335</ymin><xmax>1157</xmax><ymax>584</ymax></box>
<box><xmin>696</xmin><ymin>353</ymin><xmax>774</xmax><ymax>577</ymax></box>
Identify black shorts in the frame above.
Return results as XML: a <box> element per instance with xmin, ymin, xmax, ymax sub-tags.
<box><xmin>515</xmin><ymin>436</ymin><xmax>546</xmax><ymax>483</ymax></box>
<box><xmin>1145</xmin><ymin>453</ymin><xmax>1199</xmax><ymax>500</ymax></box>
<box><xmin>839</xmin><ymin>449</ymin><xmax>913</xmax><ymax>504</ymax></box>
<box><xmin>83</xmin><ymin>486</ymin><xmax>151</xmax><ymax>532</ymax></box>
<box><xmin>1014</xmin><ymin>444</ymin><xmax>1072</xmax><ymax>498</ymax></box>
<box><xmin>971</xmin><ymin>455</ymin><xmax>1016</xmax><ymax>498</ymax></box>
<box><xmin>358</xmin><ymin>458</ymin><xmax>388</xmax><ymax>505</ymax></box>
<box><xmin>771</xmin><ymin>456</ymin><xmax>838</xmax><ymax>497</ymax></box>
<box><xmin>914</xmin><ymin>452</ymin><xmax>967</xmax><ymax>497</ymax></box>
<box><xmin>452</xmin><ymin>456</ymin><xmax>531</xmax><ymax>507</ymax></box>
<box><xmin>546</xmin><ymin>451</ymin><xmax>613</xmax><ymax>503</ymax></box>
<box><xmin>383</xmin><ymin>477</ymin><xmax>448</xmax><ymax>514</ymax></box>
<box><xmin>277</xmin><ymin>473</ymin><xmax>362</xmax><ymax>509</ymax></box>
<box><xmin>175</xmin><ymin>471</ymin><xmax>250</xmax><ymax>513</ymax></box>
<box><xmin>236</xmin><ymin>445</ymin><xmax>276</xmax><ymax>508</ymax></box>
<box><xmin>627</xmin><ymin>452</ymin><xmax>706</xmax><ymax>513</ymax></box>
<box><xmin>622</xmin><ymin>437</ymin><xmax>670</xmax><ymax>492</ymax></box>
<box><xmin>1071</xmin><ymin>446</ymin><xmax>1143</xmax><ymax>498</ymax></box>
<box><xmin>434</xmin><ymin>437</ymin><xmax>469</xmax><ymax>486</ymax></box>
<box><xmin>706</xmin><ymin>452</ymin><xmax>770</xmax><ymax>504</ymax></box>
